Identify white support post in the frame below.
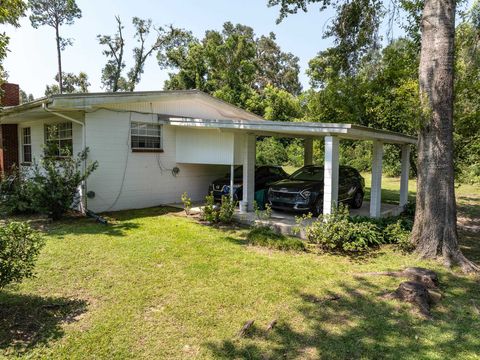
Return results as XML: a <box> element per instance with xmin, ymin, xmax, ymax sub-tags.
<box><xmin>230</xmin><ymin>163</ymin><xmax>235</xmax><ymax>200</ymax></box>
<box><xmin>241</xmin><ymin>134</ymin><xmax>256</xmax><ymax>213</ymax></box>
<box><xmin>323</xmin><ymin>136</ymin><xmax>339</xmax><ymax>215</ymax></box>
<box><xmin>370</xmin><ymin>141</ymin><xmax>384</xmax><ymax>218</ymax></box>
<box><xmin>304</xmin><ymin>138</ymin><xmax>313</xmax><ymax>166</ymax></box>
<box><xmin>399</xmin><ymin>144</ymin><xmax>410</xmax><ymax>207</ymax></box>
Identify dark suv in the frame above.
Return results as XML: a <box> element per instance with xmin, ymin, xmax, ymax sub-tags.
<box><xmin>267</xmin><ymin>165</ymin><xmax>365</xmax><ymax>215</ymax></box>
<box><xmin>209</xmin><ymin>165</ymin><xmax>288</xmax><ymax>202</ymax></box>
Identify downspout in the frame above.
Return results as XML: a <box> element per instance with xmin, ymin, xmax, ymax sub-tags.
<box><xmin>42</xmin><ymin>102</ymin><xmax>87</xmax><ymax>214</ymax></box>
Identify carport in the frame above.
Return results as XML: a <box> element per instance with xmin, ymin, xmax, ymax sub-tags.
<box><xmin>168</xmin><ymin>117</ymin><xmax>416</xmax><ymax>218</ymax></box>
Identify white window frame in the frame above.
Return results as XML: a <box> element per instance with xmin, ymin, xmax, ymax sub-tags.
<box><xmin>22</xmin><ymin>127</ymin><xmax>32</xmax><ymax>164</ymax></box>
<box><xmin>130</xmin><ymin>122</ymin><xmax>163</xmax><ymax>152</ymax></box>
<box><xmin>44</xmin><ymin>122</ymin><xmax>73</xmax><ymax>157</ymax></box>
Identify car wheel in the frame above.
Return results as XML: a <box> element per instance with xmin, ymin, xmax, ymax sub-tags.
<box><xmin>312</xmin><ymin>197</ymin><xmax>323</xmax><ymax>217</ymax></box>
<box><xmin>350</xmin><ymin>191</ymin><xmax>364</xmax><ymax>209</ymax></box>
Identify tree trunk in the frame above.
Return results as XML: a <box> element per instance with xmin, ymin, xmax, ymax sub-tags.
<box><xmin>55</xmin><ymin>24</ymin><xmax>63</xmax><ymax>94</ymax></box>
<box><xmin>412</xmin><ymin>0</ymin><xmax>479</xmax><ymax>272</ymax></box>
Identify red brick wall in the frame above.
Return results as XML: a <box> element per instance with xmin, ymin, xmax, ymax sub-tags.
<box><xmin>1</xmin><ymin>83</ymin><xmax>20</xmax><ymax>107</ymax></box>
<box><xmin>0</xmin><ymin>83</ymin><xmax>20</xmax><ymax>175</ymax></box>
<box><xmin>0</xmin><ymin>124</ymin><xmax>19</xmax><ymax>174</ymax></box>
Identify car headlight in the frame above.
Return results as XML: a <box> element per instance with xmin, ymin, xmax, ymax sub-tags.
<box><xmin>300</xmin><ymin>190</ymin><xmax>311</xmax><ymax>199</ymax></box>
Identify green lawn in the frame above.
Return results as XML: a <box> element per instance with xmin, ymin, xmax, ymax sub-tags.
<box><xmin>1</xmin><ymin>178</ymin><xmax>480</xmax><ymax>359</ymax></box>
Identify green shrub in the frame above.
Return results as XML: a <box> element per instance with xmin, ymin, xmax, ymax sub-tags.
<box><xmin>30</xmin><ymin>147</ymin><xmax>98</xmax><ymax>220</ymax></box>
<box><xmin>254</xmin><ymin>201</ymin><xmax>272</xmax><ymax>221</ymax></box>
<box><xmin>181</xmin><ymin>192</ymin><xmax>192</xmax><ymax>215</ymax></box>
<box><xmin>218</xmin><ymin>196</ymin><xmax>237</xmax><ymax>224</ymax></box>
<box><xmin>201</xmin><ymin>194</ymin><xmax>237</xmax><ymax>224</ymax></box>
<box><xmin>0</xmin><ymin>222</ymin><xmax>45</xmax><ymax>289</ymax></box>
<box><xmin>384</xmin><ymin>220</ymin><xmax>415</xmax><ymax>252</ymax></box>
<box><xmin>0</xmin><ymin>147</ymin><xmax>98</xmax><ymax>220</ymax></box>
<box><xmin>0</xmin><ymin>167</ymin><xmax>36</xmax><ymax>214</ymax></box>
<box><xmin>201</xmin><ymin>192</ymin><xmax>217</xmax><ymax>222</ymax></box>
<box><xmin>304</xmin><ymin>204</ymin><xmax>384</xmax><ymax>253</ymax></box>
<box><xmin>247</xmin><ymin>226</ymin><xmax>306</xmax><ymax>251</ymax></box>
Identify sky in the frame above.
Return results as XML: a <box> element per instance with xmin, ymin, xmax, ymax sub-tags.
<box><xmin>2</xmin><ymin>0</ymin><xmax>468</xmax><ymax>98</ymax></box>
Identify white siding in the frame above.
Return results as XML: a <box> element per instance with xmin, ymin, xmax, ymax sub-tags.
<box><xmin>85</xmin><ymin>109</ymin><xmax>228</xmax><ymax>212</ymax></box>
<box><xmin>176</xmin><ymin>128</ymin><xmax>235</xmax><ymax>165</ymax></box>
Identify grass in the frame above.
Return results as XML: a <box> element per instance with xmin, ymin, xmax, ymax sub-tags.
<box><xmin>246</xmin><ymin>226</ymin><xmax>306</xmax><ymax>251</ymax></box>
<box><xmin>0</xmin><ymin>179</ymin><xmax>479</xmax><ymax>359</ymax></box>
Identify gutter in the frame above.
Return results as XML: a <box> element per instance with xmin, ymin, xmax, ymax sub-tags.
<box><xmin>42</xmin><ymin>102</ymin><xmax>88</xmax><ymax>214</ymax></box>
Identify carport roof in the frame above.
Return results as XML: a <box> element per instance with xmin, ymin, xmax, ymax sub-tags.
<box><xmin>164</xmin><ymin>117</ymin><xmax>417</xmax><ymax>145</ymax></box>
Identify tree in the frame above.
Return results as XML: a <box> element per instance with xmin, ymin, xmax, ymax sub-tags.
<box><xmin>163</xmin><ymin>22</ymin><xmax>302</xmax><ymax>116</ymax></box>
<box><xmin>29</xmin><ymin>0</ymin><xmax>82</xmax><ymax>94</ymax></box>
<box><xmin>127</xmin><ymin>18</ymin><xmax>192</xmax><ymax>91</ymax></box>
<box><xmin>97</xmin><ymin>16</ymin><xmax>126</xmax><ymax>92</ymax></box>
<box><xmin>98</xmin><ymin>16</ymin><xmax>192</xmax><ymax>92</ymax></box>
<box><xmin>411</xmin><ymin>0</ymin><xmax>479</xmax><ymax>271</ymax></box>
<box><xmin>268</xmin><ymin>0</ymin><xmax>479</xmax><ymax>271</ymax></box>
<box><xmin>45</xmin><ymin>71</ymin><xmax>90</xmax><ymax>95</ymax></box>
<box><xmin>453</xmin><ymin>6</ymin><xmax>480</xmax><ymax>184</ymax></box>
<box><xmin>20</xmin><ymin>89</ymin><xmax>34</xmax><ymax>103</ymax></box>
<box><xmin>255</xmin><ymin>33</ymin><xmax>302</xmax><ymax>95</ymax></box>
<box><xmin>0</xmin><ymin>0</ymin><xmax>27</xmax><ymax>82</ymax></box>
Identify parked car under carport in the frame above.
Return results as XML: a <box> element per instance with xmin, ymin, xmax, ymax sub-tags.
<box><xmin>208</xmin><ymin>165</ymin><xmax>288</xmax><ymax>205</ymax></box>
<box><xmin>267</xmin><ymin>165</ymin><xmax>365</xmax><ymax>216</ymax></box>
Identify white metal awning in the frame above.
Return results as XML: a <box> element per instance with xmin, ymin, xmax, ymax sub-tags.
<box><xmin>163</xmin><ymin>117</ymin><xmax>417</xmax><ymax>145</ymax></box>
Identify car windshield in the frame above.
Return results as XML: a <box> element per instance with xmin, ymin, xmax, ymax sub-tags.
<box><xmin>226</xmin><ymin>166</ymin><xmax>267</xmax><ymax>178</ymax></box>
<box><xmin>289</xmin><ymin>167</ymin><xmax>324</xmax><ymax>181</ymax></box>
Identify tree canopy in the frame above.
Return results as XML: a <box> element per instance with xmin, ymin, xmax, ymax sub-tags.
<box><xmin>163</xmin><ymin>22</ymin><xmax>302</xmax><ymax>117</ymax></box>
<box><xmin>0</xmin><ymin>0</ymin><xmax>26</xmax><ymax>82</ymax></box>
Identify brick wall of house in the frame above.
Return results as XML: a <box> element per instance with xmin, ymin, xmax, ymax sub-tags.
<box><xmin>0</xmin><ymin>124</ymin><xmax>19</xmax><ymax>174</ymax></box>
<box><xmin>0</xmin><ymin>83</ymin><xmax>20</xmax><ymax>175</ymax></box>
<box><xmin>1</xmin><ymin>83</ymin><xmax>20</xmax><ymax>107</ymax></box>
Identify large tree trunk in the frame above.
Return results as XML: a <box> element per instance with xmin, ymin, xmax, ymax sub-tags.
<box><xmin>412</xmin><ymin>0</ymin><xmax>479</xmax><ymax>272</ymax></box>
<box><xmin>55</xmin><ymin>24</ymin><xmax>63</xmax><ymax>94</ymax></box>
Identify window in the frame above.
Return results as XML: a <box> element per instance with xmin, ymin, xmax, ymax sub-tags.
<box><xmin>22</xmin><ymin>127</ymin><xmax>32</xmax><ymax>163</ymax></box>
<box><xmin>131</xmin><ymin>122</ymin><xmax>163</xmax><ymax>151</ymax></box>
<box><xmin>45</xmin><ymin>122</ymin><xmax>73</xmax><ymax>156</ymax></box>
<box><xmin>290</xmin><ymin>166</ymin><xmax>324</xmax><ymax>181</ymax></box>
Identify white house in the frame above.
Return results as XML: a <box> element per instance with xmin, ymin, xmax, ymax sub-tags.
<box><xmin>0</xmin><ymin>85</ymin><xmax>416</xmax><ymax>217</ymax></box>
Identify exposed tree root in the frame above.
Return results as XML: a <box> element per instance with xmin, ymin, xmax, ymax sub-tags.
<box><xmin>358</xmin><ymin>267</ymin><xmax>439</xmax><ymax>289</ymax></box>
<box><xmin>453</xmin><ymin>252</ymin><xmax>480</xmax><ymax>273</ymax></box>
<box><xmin>237</xmin><ymin>320</ymin><xmax>255</xmax><ymax>337</ymax></box>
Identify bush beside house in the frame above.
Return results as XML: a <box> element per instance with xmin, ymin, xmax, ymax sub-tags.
<box><xmin>0</xmin><ymin>222</ymin><xmax>44</xmax><ymax>289</ymax></box>
<box><xmin>0</xmin><ymin>147</ymin><xmax>98</xmax><ymax>220</ymax></box>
